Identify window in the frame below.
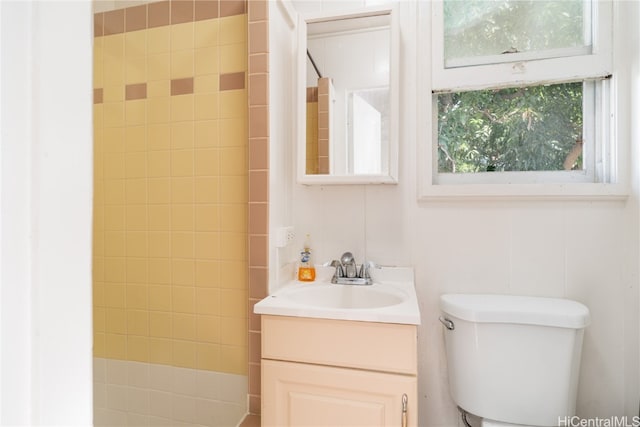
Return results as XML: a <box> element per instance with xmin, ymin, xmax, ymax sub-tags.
<box><xmin>421</xmin><ymin>0</ymin><xmax>626</xmax><ymax>198</ymax></box>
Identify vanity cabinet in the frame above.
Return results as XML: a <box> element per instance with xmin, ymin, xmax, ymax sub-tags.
<box><xmin>261</xmin><ymin>315</ymin><xmax>418</xmax><ymax>427</ymax></box>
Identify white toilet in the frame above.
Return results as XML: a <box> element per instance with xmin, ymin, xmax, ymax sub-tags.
<box><xmin>439</xmin><ymin>294</ymin><xmax>590</xmax><ymax>427</ymax></box>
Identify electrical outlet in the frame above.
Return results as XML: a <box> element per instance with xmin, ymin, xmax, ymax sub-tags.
<box><xmin>275</xmin><ymin>226</ymin><xmax>296</xmax><ymax>248</ymax></box>
<box><xmin>285</xmin><ymin>227</ymin><xmax>295</xmax><ymax>245</ymax></box>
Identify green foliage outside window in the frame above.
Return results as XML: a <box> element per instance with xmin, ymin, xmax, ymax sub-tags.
<box><xmin>444</xmin><ymin>0</ymin><xmax>586</xmax><ymax>60</ymax></box>
<box><xmin>437</xmin><ymin>82</ymin><xmax>584</xmax><ymax>173</ymax></box>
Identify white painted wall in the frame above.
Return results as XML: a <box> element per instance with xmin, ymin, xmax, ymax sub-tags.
<box><xmin>0</xmin><ymin>1</ymin><xmax>93</xmax><ymax>424</ymax></box>
<box><xmin>269</xmin><ymin>0</ymin><xmax>298</xmax><ymax>288</ymax></box>
<box><xmin>272</xmin><ymin>1</ymin><xmax>640</xmax><ymax>424</ymax></box>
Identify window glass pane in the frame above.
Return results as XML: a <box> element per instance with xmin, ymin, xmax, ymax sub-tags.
<box><xmin>437</xmin><ymin>82</ymin><xmax>585</xmax><ymax>173</ymax></box>
<box><xmin>444</xmin><ymin>1</ymin><xmax>588</xmax><ymax>63</ymax></box>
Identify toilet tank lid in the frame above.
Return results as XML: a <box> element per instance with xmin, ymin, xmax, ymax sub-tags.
<box><xmin>440</xmin><ymin>294</ymin><xmax>590</xmax><ymax>329</ymax></box>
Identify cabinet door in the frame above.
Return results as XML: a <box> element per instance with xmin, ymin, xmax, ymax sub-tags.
<box><xmin>262</xmin><ymin>359</ymin><xmax>417</xmax><ymax>427</ymax></box>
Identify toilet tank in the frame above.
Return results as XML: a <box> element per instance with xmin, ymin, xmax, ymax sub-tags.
<box><xmin>440</xmin><ymin>294</ymin><xmax>590</xmax><ymax>426</ymax></box>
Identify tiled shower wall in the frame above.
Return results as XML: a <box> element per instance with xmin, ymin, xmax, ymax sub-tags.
<box><xmin>92</xmin><ymin>0</ymin><xmax>268</xmax><ymax>423</ymax></box>
<box><xmin>304</xmin><ymin>77</ymin><xmax>329</xmax><ymax>174</ymax></box>
<box><xmin>305</xmin><ymin>87</ymin><xmax>318</xmax><ymax>174</ymax></box>
<box><xmin>316</xmin><ymin>77</ymin><xmax>330</xmax><ymax>174</ymax></box>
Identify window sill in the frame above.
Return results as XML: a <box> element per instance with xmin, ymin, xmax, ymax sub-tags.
<box><xmin>418</xmin><ymin>182</ymin><xmax>629</xmax><ymax>202</ymax></box>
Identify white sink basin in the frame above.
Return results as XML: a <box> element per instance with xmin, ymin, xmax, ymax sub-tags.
<box><xmin>253</xmin><ymin>266</ymin><xmax>421</xmax><ymax>325</ymax></box>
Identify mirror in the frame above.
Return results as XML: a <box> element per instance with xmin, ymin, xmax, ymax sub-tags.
<box><xmin>297</xmin><ymin>7</ymin><xmax>399</xmax><ymax>184</ymax></box>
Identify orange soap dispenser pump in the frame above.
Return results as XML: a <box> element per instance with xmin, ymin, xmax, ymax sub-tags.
<box><xmin>297</xmin><ymin>234</ymin><xmax>316</xmax><ymax>282</ymax></box>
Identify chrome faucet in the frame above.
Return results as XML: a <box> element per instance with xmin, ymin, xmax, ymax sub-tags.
<box><xmin>330</xmin><ymin>252</ymin><xmax>373</xmax><ymax>285</ymax></box>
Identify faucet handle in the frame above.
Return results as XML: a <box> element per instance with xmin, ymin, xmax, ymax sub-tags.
<box><xmin>360</xmin><ymin>260</ymin><xmax>377</xmax><ymax>279</ymax></box>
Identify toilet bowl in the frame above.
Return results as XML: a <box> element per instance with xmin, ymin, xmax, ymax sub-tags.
<box><xmin>440</xmin><ymin>294</ymin><xmax>590</xmax><ymax>427</ymax></box>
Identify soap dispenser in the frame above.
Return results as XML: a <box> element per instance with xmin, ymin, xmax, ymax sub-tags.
<box><xmin>297</xmin><ymin>234</ymin><xmax>316</xmax><ymax>282</ymax></box>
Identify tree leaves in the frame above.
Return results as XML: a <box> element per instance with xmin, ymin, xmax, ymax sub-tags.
<box><xmin>437</xmin><ymin>82</ymin><xmax>583</xmax><ymax>173</ymax></box>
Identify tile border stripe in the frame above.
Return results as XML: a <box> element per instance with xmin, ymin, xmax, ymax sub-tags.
<box><xmin>95</xmin><ymin>0</ymin><xmax>248</xmax><ymax>37</ymax></box>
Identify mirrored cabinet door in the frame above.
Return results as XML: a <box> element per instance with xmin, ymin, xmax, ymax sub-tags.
<box><xmin>297</xmin><ymin>7</ymin><xmax>399</xmax><ymax>185</ymax></box>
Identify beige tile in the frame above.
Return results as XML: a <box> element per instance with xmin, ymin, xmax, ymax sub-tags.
<box><xmin>148</xmin><ymin>54</ymin><xmax>171</xmax><ymax>82</ymax></box>
<box><xmin>148</xmin><ymin>178</ymin><xmax>171</xmax><ymax>204</ymax></box>
<box><xmin>195</xmin><ymin>288</ymin><xmax>220</xmax><ymax>315</ymax></box>
<box><xmin>195</xmin><ymin>120</ymin><xmax>219</xmax><ymax>148</ymax></box>
<box><xmin>172</xmin><ymin>232</ymin><xmax>195</xmax><ymax>258</ymax></box>
<box><xmin>220</xmin><ymin>176</ymin><xmax>247</xmax><ymax>203</ymax></box>
<box><xmin>170</xmin><ymin>94</ymin><xmax>194</xmax><ymax>122</ymax></box>
<box><xmin>127</xmin><ymin>309</ymin><xmax>149</xmax><ymax>336</ymax></box>
<box><xmin>220</xmin><ymin>146</ymin><xmax>246</xmax><ymax>175</ymax></box>
<box><xmin>220</xmin><ymin>344</ymin><xmax>246</xmax><ymax>375</ymax></box>
<box><xmin>171</xmin><ymin>21</ymin><xmax>194</xmax><ymax>50</ymax></box>
<box><xmin>125</xmin><ymin>126</ymin><xmax>146</xmax><ymax>152</ymax></box>
<box><xmin>126</xmin><ymin>282</ymin><xmax>149</xmax><ymax>310</ymax></box>
<box><xmin>148</xmin><ymin>232</ymin><xmax>171</xmax><ymax>258</ymax></box>
<box><xmin>127</xmin><ymin>336</ymin><xmax>149</xmax><ymax>362</ymax></box>
<box><xmin>170</xmin><ymin>50</ymin><xmax>195</xmax><ymax>79</ymax></box>
<box><xmin>220</xmin><ymin>14</ymin><xmax>247</xmax><ymax>45</ymax></box>
<box><xmin>219</xmin><ymin>43</ymin><xmax>247</xmax><ymax>73</ymax></box>
<box><xmin>171</xmin><ymin>205</ymin><xmax>194</xmax><ymax>231</ymax></box>
<box><xmin>194</xmin><ymin>149</ymin><xmax>219</xmax><ymax>176</ymax></box>
<box><xmin>195</xmin><ymin>47</ymin><xmax>220</xmax><ymax>76</ymax></box>
<box><xmin>194</xmin><ymin>18</ymin><xmax>219</xmax><ymax>48</ymax></box>
<box><xmin>171</xmin><ymin>122</ymin><xmax>195</xmax><ymax>149</ymax></box>
<box><xmin>149</xmin><ymin>258</ymin><xmax>172</xmax><ymax>284</ymax></box>
<box><xmin>195</xmin><ymin>260</ymin><xmax>220</xmax><ymax>287</ymax></box>
<box><xmin>197</xmin><ymin>315</ymin><xmax>221</xmax><ymax>343</ymax></box>
<box><xmin>195</xmin><ymin>93</ymin><xmax>219</xmax><ymax>120</ymax></box>
<box><xmin>171</xmin><ymin>177</ymin><xmax>195</xmax><ymax>203</ymax></box>
<box><xmin>195</xmin><ymin>205</ymin><xmax>219</xmax><ymax>231</ymax></box>
<box><xmin>149</xmin><ymin>286</ymin><xmax>172</xmax><ymax>312</ymax></box>
<box><xmin>126</xmin><ymin>231</ymin><xmax>148</xmax><ymax>257</ymax></box>
<box><xmin>149</xmin><ymin>338</ymin><xmax>173</xmax><ymax>365</ymax></box>
<box><xmin>126</xmin><ymin>178</ymin><xmax>147</xmax><ymax>204</ymax></box>
<box><xmin>105</xmin><ymin>334</ymin><xmax>127</xmax><ymax>359</ymax></box>
<box><xmin>148</xmin><ymin>204</ymin><xmax>171</xmax><ymax>230</ymax></box>
<box><xmin>172</xmin><ymin>286</ymin><xmax>196</xmax><ymax>314</ymax></box>
<box><xmin>173</xmin><ymin>340</ymin><xmax>197</xmax><ymax>369</ymax></box>
<box><xmin>149</xmin><ymin>311</ymin><xmax>172</xmax><ymax>340</ymax></box>
<box><xmin>194</xmin><ymin>232</ymin><xmax>220</xmax><ymax>260</ymax></box>
<box><xmin>125</xmin><ymin>100</ymin><xmax>146</xmax><ymax>126</ymax></box>
<box><xmin>148</xmin><ymin>124</ymin><xmax>171</xmax><ymax>150</ymax></box>
<box><xmin>171</xmin><ymin>150</ymin><xmax>194</xmax><ymax>177</ymax></box>
<box><xmin>196</xmin><ymin>342</ymin><xmax>221</xmax><ymax>371</ymax></box>
<box><xmin>172</xmin><ymin>259</ymin><xmax>195</xmax><ymax>285</ymax></box>
<box><xmin>125</xmin><ymin>205</ymin><xmax>148</xmax><ymax>231</ymax></box>
<box><xmin>195</xmin><ymin>176</ymin><xmax>219</xmax><ymax>203</ymax></box>
<box><xmin>148</xmin><ymin>151</ymin><xmax>171</xmax><ymax>177</ymax></box>
<box><xmin>220</xmin><ymin>117</ymin><xmax>247</xmax><ymax>147</ymax></box>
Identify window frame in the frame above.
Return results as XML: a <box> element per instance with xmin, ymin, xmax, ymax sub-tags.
<box><xmin>418</xmin><ymin>0</ymin><xmax>628</xmax><ymax>200</ymax></box>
